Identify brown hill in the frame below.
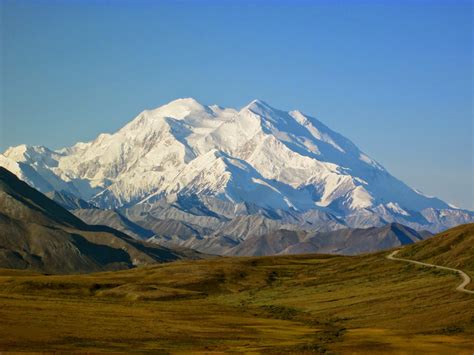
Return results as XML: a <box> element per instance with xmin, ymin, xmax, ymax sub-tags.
<box><xmin>398</xmin><ymin>222</ymin><xmax>474</xmax><ymax>274</ymax></box>
<box><xmin>0</xmin><ymin>167</ymin><xmax>201</xmax><ymax>274</ymax></box>
<box><xmin>226</xmin><ymin>223</ymin><xmax>431</xmax><ymax>256</ymax></box>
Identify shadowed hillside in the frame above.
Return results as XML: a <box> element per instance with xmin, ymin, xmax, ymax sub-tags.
<box><xmin>225</xmin><ymin>223</ymin><xmax>431</xmax><ymax>256</ymax></box>
<box><xmin>0</xmin><ymin>167</ymin><xmax>202</xmax><ymax>274</ymax></box>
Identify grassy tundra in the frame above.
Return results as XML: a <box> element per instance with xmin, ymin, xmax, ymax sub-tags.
<box><xmin>1</xmin><ymin>223</ymin><xmax>473</xmax><ymax>353</ymax></box>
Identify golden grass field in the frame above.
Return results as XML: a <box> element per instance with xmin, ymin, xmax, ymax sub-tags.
<box><xmin>0</xmin><ymin>247</ymin><xmax>473</xmax><ymax>353</ymax></box>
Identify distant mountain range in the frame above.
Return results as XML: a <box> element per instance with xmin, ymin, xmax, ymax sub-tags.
<box><xmin>0</xmin><ymin>166</ymin><xmax>439</xmax><ymax>275</ymax></box>
<box><xmin>225</xmin><ymin>223</ymin><xmax>431</xmax><ymax>256</ymax></box>
<box><xmin>1</xmin><ymin>98</ymin><xmax>472</xmax><ymax>255</ymax></box>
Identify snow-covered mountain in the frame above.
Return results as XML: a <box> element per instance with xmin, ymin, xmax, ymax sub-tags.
<box><xmin>1</xmin><ymin>98</ymin><xmax>472</xmax><ymax>243</ymax></box>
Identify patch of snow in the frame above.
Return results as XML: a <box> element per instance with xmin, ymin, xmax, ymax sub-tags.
<box><xmin>1</xmin><ymin>97</ymin><xmax>465</xmax><ymax>231</ymax></box>
<box><xmin>386</xmin><ymin>202</ymin><xmax>410</xmax><ymax>216</ymax></box>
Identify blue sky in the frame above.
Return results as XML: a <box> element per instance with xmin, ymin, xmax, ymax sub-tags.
<box><xmin>1</xmin><ymin>0</ymin><xmax>472</xmax><ymax>209</ymax></box>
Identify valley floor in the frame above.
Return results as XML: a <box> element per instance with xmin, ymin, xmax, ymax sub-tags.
<box><xmin>0</xmin><ymin>252</ymin><xmax>473</xmax><ymax>353</ymax></box>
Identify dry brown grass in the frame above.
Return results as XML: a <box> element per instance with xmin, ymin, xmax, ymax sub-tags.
<box><xmin>0</xmin><ymin>251</ymin><xmax>473</xmax><ymax>352</ymax></box>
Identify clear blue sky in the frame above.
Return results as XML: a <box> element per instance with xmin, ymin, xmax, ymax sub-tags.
<box><xmin>1</xmin><ymin>0</ymin><xmax>473</xmax><ymax>209</ymax></box>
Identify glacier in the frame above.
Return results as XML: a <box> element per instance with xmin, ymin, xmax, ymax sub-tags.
<box><xmin>1</xmin><ymin>98</ymin><xmax>472</xmax><ymax>240</ymax></box>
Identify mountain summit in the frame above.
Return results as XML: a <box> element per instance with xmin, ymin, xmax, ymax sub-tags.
<box><xmin>1</xmin><ymin>98</ymin><xmax>472</xmax><ymax>237</ymax></box>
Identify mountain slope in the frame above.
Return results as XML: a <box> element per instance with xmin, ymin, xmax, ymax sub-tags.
<box><xmin>72</xmin><ymin>208</ymin><xmax>154</xmax><ymax>240</ymax></box>
<box><xmin>398</xmin><ymin>223</ymin><xmax>474</xmax><ymax>275</ymax></box>
<box><xmin>225</xmin><ymin>223</ymin><xmax>431</xmax><ymax>256</ymax></box>
<box><xmin>1</xmin><ymin>98</ymin><xmax>472</xmax><ymax>235</ymax></box>
<box><xmin>0</xmin><ymin>167</ymin><xmax>201</xmax><ymax>274</ymax></box>
<box><xmin>45</xmin><ymin>190</ymin><xmax>96</xmax><ymax>210</ymax></box>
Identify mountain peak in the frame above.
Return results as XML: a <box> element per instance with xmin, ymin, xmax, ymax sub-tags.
<box><xmin>150</xmin><ymin>98</ymin><xmax>211</xmax><ymax>120</ymax></box>
<box><xmin>1</xmin><ymin>98</ymin><xmax>470</xmax><ymax>234</ymax></box>
<box><xmin>239</xmin><ymin>99</ymin><xmax>278</xmax><ymax>120</ymax></box>
<box><xmin>166</xmin><ymin>97</ymin><xmax>203</xmax><ymax>107</ymax></box>
<box><xmin>3</xmin><ymin>144</ymin><xmax>54</xmax><ymax>162</ymax></box>
<box><xmin>249</xmin><ymin>98</ymin><xmax>269</xmax><ymax>106</ymax></box>
<box><xmin>242</xmin><ymin>99</ymin><xmax>272</xmax><ymax>111</ymax></box>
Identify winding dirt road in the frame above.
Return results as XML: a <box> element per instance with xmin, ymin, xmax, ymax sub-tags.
<box><xmin>387</xmin><ymin>250</ymin><xmax>474</xmax><ymax>295</ymax></box>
